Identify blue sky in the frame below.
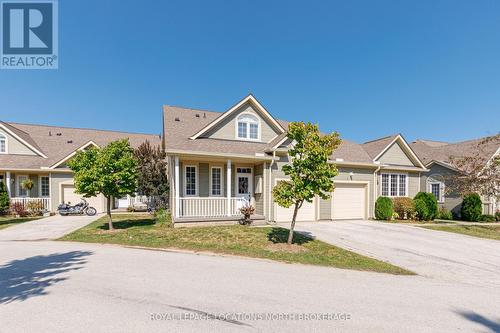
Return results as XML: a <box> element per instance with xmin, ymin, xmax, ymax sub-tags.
<box><xmin>1</xmin><ymin>0</ymin><xmax>499</xmax><ymax>143</ymax></box>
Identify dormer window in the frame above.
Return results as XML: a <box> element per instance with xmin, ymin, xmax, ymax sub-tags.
<box><xmin>236</xmin><ymin>114</ymin><xmax>260</xmax><ymax>140</ymax></box>
<box><xmin>0</xmin><ymin>134</ymin><xmax>6</xmax><ymax>153</ymax></box>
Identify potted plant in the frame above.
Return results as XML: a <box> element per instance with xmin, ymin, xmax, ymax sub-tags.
<box><xmin>239</xmin><ymin>204</ymin><xmax>255</xmax><ymax>225</ymax></box>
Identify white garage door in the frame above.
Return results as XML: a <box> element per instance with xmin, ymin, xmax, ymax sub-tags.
<box><xmin>275</xmin><ymin>199</ymin><xmax>316</xmax><ymax>222</ymax></box>
<box><xmin>332</xmin><ymin>183</ymin><xmax>367</xmax><ymax>220</ymax></box>
<box><xmin>62</xmin><ymin>185</ymin><xmax>104</xmax><ymax>213</ymax></box>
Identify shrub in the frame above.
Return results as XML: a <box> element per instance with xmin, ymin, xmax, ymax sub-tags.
<box><xmin>154</xmin><ymin>208</ymin><xmax>172</xmax><ymax>227</ymax></box>
<box><xmin>10</xmin><ymin>202</ymin><xmax>27</xmax><ymax>217</ymax></box>
<box><xmin>437</xmin><ymin>207</ymin><xmax>453</xmax><ymax>220</ymax></box>
<box><xmin>479</xmin><ymin>214</ymin><xmax>495</xmax><ymax>222</ymax></box>
<box><xmin>375</xmin><ymin>197</ymin><xmax>393</xmax><ymax>220</ymax></box>
<box><xmin>414</xmin><ymin>198</ymin><xmax>430</xmax><ymax>221</ymax></box>
<box><xmin>239</xmin><ymin>204</ymin><xmax>255</xmax><ymax>225</ymax></box>
<box><xmin>461</xmin><ymin>193</ymin><xmax>482</xmax><ymax>222</ymax></box>
<box><xmin>414</xmin><ymin>192</ymin><xmax>438</xmax><ymax>220</ymax></box>
<box><xmin>496</xmin><ymin>211</ymin><xmax>500</xmax><ymax>222</ymax></box>
<box><xmin>0</xmin><ymin>182</ymin><xmax>9</xmax><ymax>214</ymax></box>
<box><xmin>25</xmin><ymin>200</ymin><xmax>45</xmax><ymax>217</ymax></box>
<box><xmin>392</xmin><ymin>197</ymin><xmax>415</xmax><ymax>220</ymax></box>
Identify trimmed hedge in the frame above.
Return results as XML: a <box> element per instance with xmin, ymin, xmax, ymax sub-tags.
<box><xmin>479</xmin><ymin>214</ymin><xmax>495</xmax><ymax>222</ymax></box>
<box><xmin>461</xmin><ymin>193</ymin><xmax>482</xmax><ymax>222</ymax></box>
<box><xmin>437</xmin><ymin>207</ymin><xmax>453</xmax><ymax>220</ymax></box>
<box><xmin>375</xmin><ymin>197</ymin><xmax>393</xmax><ymax>220</ymax></box>
<box><xmin>392</xmin><ymin>197</ymin><xmax>415</xmax><ymax>220</ymax></box>
<box><xmin>413</xmin><ymin>192</ymin><xmax>438</xmax><ymax>220</ymax></box>
<box><xmin>414</xmin><ymin>198</ymin><xmax>429</xmax><ymax>221</ymax></box>
<box><xmin>0</xmin><ymin>182</ymin><xmax>9</xmax><ymax>214</ymax></box>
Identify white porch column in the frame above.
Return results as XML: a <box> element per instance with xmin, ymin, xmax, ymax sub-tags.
<box><xmin>5</xmin><ymin>172</ymin><xmax>11</xmax><ymax>197</ymax></box>
<box><xmin>174</xmin><ymin>156</ymin><xmax>180</xmax><ymax>218</ymax></box>
<box><xmin>227</xmin><ymin>159</ymin><xmax>232</xmax><ymax>216</ymax></box>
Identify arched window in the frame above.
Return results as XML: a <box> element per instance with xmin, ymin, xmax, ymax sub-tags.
<box><xmin>0</xmin><ymin>133</ymin><xmax>6</xmax><ymax>153</ymax></box>
<box><xmin>236</xmin><ymin>114</ymin><xmax>260</xmax><ymax>140</ymax></box>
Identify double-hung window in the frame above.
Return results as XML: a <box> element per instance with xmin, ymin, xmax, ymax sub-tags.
<box><xmin>236</xmin><ymin>114</ymin><xmax>259</xmax><ymax>140</ymax></box>
<box><xmin>430</xmin><ymin>182</ymin><xmax>444</xmax><ymax>202</ymax></box>
<box><xmin>185</xmin><ymin>166</ymin><xmax>197</xmax><ymax>196</ymax></box>
<box><xmin>381</xmin><ymin>173</ymin><xmax>407</xmax><ymax>197</ymax></box>
<box><xmin>40</xmin><ymin>176</ymin><xmax>50</xmax><ymax>197</ymax></box>
<box><xmin>211</xmin><ymin>167</ymin><xmax>222</xmax><ymax>196</ymax></box>
<box><xmin>0</xmin><ymin>134</ymin><xmax>6</xmax><ymax>153</ymax></box>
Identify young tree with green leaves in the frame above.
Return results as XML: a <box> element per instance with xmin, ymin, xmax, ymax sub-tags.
<box><xmin>272</xmin><ymin>122</ymin><xmax>341</xmax><ymax>244</ymax></box>
<box><xmin>68</xmin><ymin>139</ymin><xmax>138</xmax><ymax>230</ymax></box>
<box><xmin>134</xmin><ymin>140</ymin><xmax>169</xmax><ymax>209</ymax></box>
<box><xmin>0</xmin><ymin>182</ymin><xmax>9</xmax><ymax>214</ymax></box>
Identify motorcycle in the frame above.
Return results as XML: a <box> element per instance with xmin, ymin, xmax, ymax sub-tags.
<box><xmin>58</xmin><ymin>198</ymin><xmax>97</xmax><ymax>216</ymax></box>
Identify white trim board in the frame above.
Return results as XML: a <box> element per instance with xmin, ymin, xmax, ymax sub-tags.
<box><xmin>50</xmin><ymin>141</ymin><xmax>100</xmax><ymax>169</ymax></box>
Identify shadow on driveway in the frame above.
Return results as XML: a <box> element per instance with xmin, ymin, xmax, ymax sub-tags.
<box><xmin>456</xmin><ymin>310</ymin><xmax>500</xmax><ymax>333</ymax></box>
<box><xmin>0</xmin><ymin>251</ymin><xmax>92</xmax><ymax>304</ymax></box>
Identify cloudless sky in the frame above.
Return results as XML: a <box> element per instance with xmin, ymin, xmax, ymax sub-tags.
<box><xmin>1</xmin><ymin>0</ymin><xmax>499</xmax><ymax>143</ymax></box>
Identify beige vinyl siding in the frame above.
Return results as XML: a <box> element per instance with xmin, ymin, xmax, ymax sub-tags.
<box><xmin>0</xmin><ymin>129</ymin><xmax>38</xmax><ymax>156</ymax></box>
<box><xmin>421</xmin><ymin>164</ymin><xmax>462</xmax><ymax>216</ymax></box>
<box><xmin>254</xmin><ymin>164</ymin><xmax>264</xmax><ymax>215</ymax></box>
<box><xmin>377</xmin><ymin>142</ymin><xmax>415</xmax><ymax>166</ymax></box>
<box><xmin>319</xmin><ymin>197</ymin><xmax>332</xmax><ymax>220</ymax></box>
<box><xmin>269</xmin><ymin>154</ymin><xmax>291</xmax><ymax>221</ymax></box>
<box><xmin>198</xmin><ymin>163</ymin><xmax>209</xmax><ymax>197</ymax></box>
<box><xmin>335</xmin><ymin>167</ymin><xmax>376</xmax><ymax>218</ymax></box>
<box><xmin>204</xmin><ymin>103</ymin><xmax>280</xmax><ymax>143</ymax></box>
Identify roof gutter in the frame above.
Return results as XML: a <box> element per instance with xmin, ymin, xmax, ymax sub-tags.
<box><xmin>165</xmin><ymin>149</ymin><xmax>278</xmax><ymax>161</ymax></box>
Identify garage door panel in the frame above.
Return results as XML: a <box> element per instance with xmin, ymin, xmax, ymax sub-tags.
<box><xmin>332</xmin><ymin>183</ymin><xmax>366</xmax><ymax>220</ymax></box>
<box><xmin>275</xmin><ymin>199</ymin><xmax>315</xmax><ymax>222</ymax></box>
<box><xmin>62</xmin><ymin>185</ymin><xmax>104</xmax><ymax>213</ymax></box>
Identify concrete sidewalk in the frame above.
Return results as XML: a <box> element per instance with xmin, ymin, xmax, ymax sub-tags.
<box><xmin>0</xmin><ymin>214</ymin><xmax>101</xmax><ymax>241</ymax></box>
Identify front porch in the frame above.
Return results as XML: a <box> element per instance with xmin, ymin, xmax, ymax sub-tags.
<box><xmin>169</xmin><ymin>154</ymin><xmax>270</xmax><ymax>222</ymax></box>
<box><xmin>0</xmin><ymin>171</ymin><xmax>52</xmax><ymax>212</ymax></box>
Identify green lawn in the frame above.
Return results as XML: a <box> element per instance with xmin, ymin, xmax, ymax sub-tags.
<box><xmin>60</xmin><ymin>214</ymin><xmax>413</xmax><ymax>275</ymax></box>
<box><xmin>421</xmin><ymin>225</ymin><xmax>500</xmax><ymax>241</ymax></box>
<box><xmin>0</xmin><ymin>216</ymin><xmax>41</xmax><ymax>230</ymax></box>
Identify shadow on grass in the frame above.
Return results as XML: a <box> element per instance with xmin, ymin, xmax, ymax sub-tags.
<box><xmin>98</xmin><ymin>218</ymin><xmax>155</xmax><ymax>231</ymax></box>
<box><xmin>267</xmin><ymin>227</ymin><xmax>313</xmax><ymax>245</ymax></box>
<box><xmin>0</xmin><ymin>217</ymin><xmax>36</xmax><ymax>226</ymax></box>
<box><xmin>455</xmin><ymin>310</ymin><xmax>500</xmax><ymax>333</ymax></box>
<box><xmin>0</xmin><ymin>251</ymin><xmax>92</xmax><ymax>304</ymax></box>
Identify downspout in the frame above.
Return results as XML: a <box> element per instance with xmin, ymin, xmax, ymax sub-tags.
<box><xmin>268</xmin><ymin>151</ymin><xmax>276</xmax><ymax>223</ymax></box>
<box><xmin>373</xmin><ymin>165</ymin><xmax>381</xmax><ymax>218</ymax></box>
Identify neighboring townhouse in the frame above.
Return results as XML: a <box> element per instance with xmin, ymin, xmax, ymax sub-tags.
<box><xmin>411</xmin><ymin>137</ymin><xmax>500</xmax><ymax>215</ymax></box>
<box><xmin>0</xmin><ymin>121</ymin><xmax>161</xmax><ymax>213</ymax></box>
<box><xmin>163</xmin><ymin>94</ymin><xmax>429</xmax><ymax>223</ymax></box>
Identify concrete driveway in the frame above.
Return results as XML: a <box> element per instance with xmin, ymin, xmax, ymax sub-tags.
<box><xmin>286</xmin><ymin>220</ymin><xmax>500</xmax><ymax>287</ymax></box>
<box><xmin>0</xmin><ymin>214</ymin><xmax>101</xmax><ymax>241</ymax></box>
<box><xmin>0</xmin><ymin>240</ymin><xmax>499</xmax><ymax>333</ymax></box>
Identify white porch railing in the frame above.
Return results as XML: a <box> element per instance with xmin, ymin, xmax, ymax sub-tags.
<box><xmin>128</xmin><ymin>195</ymin><xmax>149</xmax><ymax>206</ymax></box>
<box><xmin>179</xmin><ymin>197</ymin><xmax>248</xmax><ymax>218</ymax></box>
<box><xmin>10</xmin><ymin>197</ymin><xmax>51</xmax><ymax>211</ymax></box>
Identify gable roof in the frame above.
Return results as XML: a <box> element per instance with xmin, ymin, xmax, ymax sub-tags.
<box><xmin>189</xmin><ymin>94</ymin><xmax>285</xmax><ymax>140</ymax></box>
<box><xmin>0</xmin><ymin>121</ymin><xmax>47</xmax><ymax>158</ymax></box>
<box><xmin>0</xmin><ymin>122</ymin><xmax>161</xmax><ymax>170</ymax></box>
<box><xmin>362</xmin><ymin>134</ymin><xmax>426</xmax><ymax>169</ymax></box>
<box><xmin>411</xmin><ymin>135</ymin><xmax>500</xmax><ymax>170</ymax></box>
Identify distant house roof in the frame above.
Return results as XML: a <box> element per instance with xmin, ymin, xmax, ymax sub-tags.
<box><xmin>361</xmin><ymin>134</ymin><xmax>400</xmax><ymax>160</ymax></box>
<box><xmin>411</xmin><ymin>135</ymin><xmax>500</xmax><ymax>170</ymax></box>
<box><xmin>0</xmin><ymin>122</ymin><xmax>161</xmax><ymax>170</ymax></box>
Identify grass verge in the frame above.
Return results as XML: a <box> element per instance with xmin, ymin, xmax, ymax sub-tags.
<box><xmin>59</xmin><ymin>214</ymin><xmax>413</xmax><ymax>275</ymax></box>
<box><xmin>420</xmin><ymin>225</ymin><xmax>500</xmax><ymax>241</ymax></box>
<box><xmin>0</xmin><ymin>216</ymin><xmax>41</xmax><ymax>230</ymax></box>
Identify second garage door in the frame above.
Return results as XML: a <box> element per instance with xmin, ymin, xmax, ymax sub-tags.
<box><xmin>61</xmin><ymin>184</ymin><xmax>105</xmax><ymax>213</ymax></box>
<box><xmin>275</xmin><ymin>199</ymin><xmax>316</xmax><ymax>222</ymax></box>
<box><xmin>332</xmin><ymin>183</ymin><xmax>367</xmax><ymax>220</ymax></box>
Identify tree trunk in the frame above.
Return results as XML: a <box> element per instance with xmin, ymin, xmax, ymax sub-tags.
<box><xmin>106</xmin><ymin>196</ymin><xmax>113</xmax><ymax>230</ymax></box>
<box><xmin>287</xmin><ymin>202</ymin><xmax>301</xmax><ymax>245</ymax></box>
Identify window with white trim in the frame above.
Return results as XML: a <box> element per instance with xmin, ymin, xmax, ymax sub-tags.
<box><xmin>236</xmin><ymin>114</ymin><xmax>259</xmax><ymax>140</ymax></box>
<box><xmin>0</xmin><ymin>134</ymin><xmax>6</xmax><ymax>153</ymax></box>
<box><xmin>381</xmin><ymin>173</ymin><xmax>407</xmax><ymax>197</ymax></box>
<box><xmin>211</xmin><ymin>167</ymin><xmax>222</xmax><ymax>196</ymax></box>
<box><xmin>185</xmin><ymin>166</ymin><xmax>197</xmax><ymax>196</ymax></box>
<box><xmin>40</xmin><ymin>176</ymin><xmax>50</xmax><ymax>197</ymax></box>
<box><xmin>17</xmin><ymin>175</ymin><xmax>28</xmax><ymax>197</ymax></box>
<box><xmin>429</xmin><ymin>182</ymin><xmax>445</xmax><ymax>203</ymax></box>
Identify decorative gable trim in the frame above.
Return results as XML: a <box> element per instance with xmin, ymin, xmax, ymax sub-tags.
<box><xmin>189</xmin><ymin>94</ymin><xmax>285</xmax><ymax>140</ymax></box>
<box><xmin>0</xmin><ymin>123</ymin><xmax>48</xmax><ymax>158</ymax></box>
<box><xmin>373</xmin><ymin>134</ymin><xmax>426</xmax><ymax>169</ymax></box>
<box><xmin>425</xmin><ymin>160</ymin><xmax>461</xmax><ymax>172</ymax></box>
<box><xmin>49</xmin><ymin>140</ymin><xmax>100</xmax><ymax>169</ymax></box>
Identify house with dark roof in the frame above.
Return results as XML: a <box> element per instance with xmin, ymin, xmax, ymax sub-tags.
<box><xmin>0</xmin><ymin>121</ymin><xmax>161</xmax><ymax>213</ymax></box>
<box><xmin>164</xmin><ymin>95</ymin><xmax>430</xmax><ymax>223</ymax></box>
<box><xmin>411</xmin><ymin>136</ymin><xmax>500</xmax><ymax>216</ymax></box>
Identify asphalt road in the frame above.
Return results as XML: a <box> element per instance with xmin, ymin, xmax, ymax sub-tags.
<box><xmin>0</xmin><ymin>239</ymin><xmax>499</xmax><ymax>333</ymax></box>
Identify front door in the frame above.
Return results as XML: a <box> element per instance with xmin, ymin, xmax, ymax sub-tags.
<box><xmin>236</xmin><ymin>167</ymin><xmax>253</xmax><ymax>205</ymax></box>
